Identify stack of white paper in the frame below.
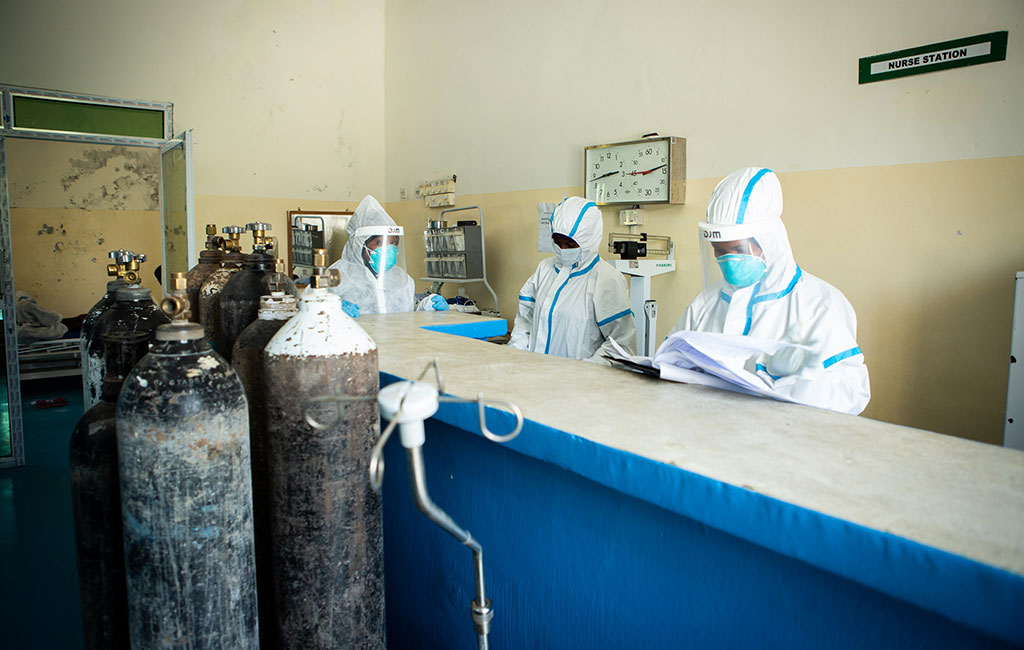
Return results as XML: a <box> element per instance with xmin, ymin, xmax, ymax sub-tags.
<box><xmin>606</xmin><ymin>332</ymin><xmax>811</xmax><ymax>404</ymax></box>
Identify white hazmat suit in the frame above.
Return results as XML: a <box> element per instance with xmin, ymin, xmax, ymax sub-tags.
<box><xmin>510</xmin><ymin>197</ymin><xmax>636</xmax><ymax>363</ymax></box>
<box><xmin>670</xmin><ymin>167</ymin><xmax>870</xmax><ymax>415</ymax></box>
<box><xmin>329</xmin><ymin>195</ymin><xmax>416</xmax><ymax>315</ymax></box>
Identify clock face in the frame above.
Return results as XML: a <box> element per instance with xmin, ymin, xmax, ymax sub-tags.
<box><xmin>585</xmin><ymin>138</ymin><xmax>671</xmax><ymax>205</ymax></box>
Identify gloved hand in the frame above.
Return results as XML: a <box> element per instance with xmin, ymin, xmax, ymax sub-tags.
<box><xmin>767</xmin><ymin>346</ymin><xmax>806</xmax><ymax>377</ymax></box>
<box><xmin>341</xmin><ymin>300</ymin><xmax>360</xmax><ymax>318</ymax></box>
<box><xmin>430</xmin><ymin>294</ymin><xmax>450</xmax><ymax>311</ymax></box>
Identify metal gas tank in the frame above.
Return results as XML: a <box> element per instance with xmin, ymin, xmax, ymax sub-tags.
<box><xmin>263</xmin><ymin>285</ymin><xmax>383</xmax><ymax>650</ymax></box>
<box><xmin>84</xmin><ymin>287</ymin><xmax>168</xmax><ymax>410</ymax></box>
<box><xmin>217</xmin><ymin>253</ymin><xmax>297</xmax><ymax>362</ymax></box>
<box><xmin>116</xmin><ymin>322</ymin><xmax>258</xmax><ymax>650</ymax></box>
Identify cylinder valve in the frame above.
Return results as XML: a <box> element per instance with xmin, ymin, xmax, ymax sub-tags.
<box><xmin>160</xmin><ymin>272</ymin><xmax>191</xmax><ymax>321</ymax></box>
<box><xmin>107</xmin><ymin>250</ymin><xmax>147</xmax><ymax>285</ymax></box>
<box><xmin>246</xmin><ymin>222</ymin><xmax>274</xmax><ymax>252</ymax></box>
<box><xmin>222</xmin><ymin>225</ymin><xmax>245</xmax><ymax>253</ymax></box>
<box><xmin>310</xmin><ymin>248</ymin><xmax>340</xmax><ymax>289</ymax></box>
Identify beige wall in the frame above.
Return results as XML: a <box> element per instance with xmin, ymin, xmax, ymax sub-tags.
<box><xmin>6</xmin><ymin>139</ymin><xmax>163</xmax><ymax>316</ymax></box>
<box><xmin>2</xmin><ymin>0</ymin><xmax>386</xmax><ymax>222</ymax></box>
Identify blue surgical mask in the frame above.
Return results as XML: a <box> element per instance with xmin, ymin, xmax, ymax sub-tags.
<box><xmin>367</xmin><ymin>244</ymin><xmax>398</xmax><ymax>274</ymax></box>
<box><xmin>717</xmin><ymin>254</ymin><xmax>767</xmax><ymax>287</ymax></box>
<box><xmin>555</xmin><ymin>247</ymin><xmax>583</xmax><ymax>268</ymax></box>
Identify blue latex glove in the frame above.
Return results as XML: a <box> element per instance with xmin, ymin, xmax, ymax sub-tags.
<box><xmin>430</xmin><ymin>294</ymin><xmax>450</xmax><ymax>311</ymax></box>
<box><xmin>341</xmin><ymin>300</ymin><xmax>360</xmax><ymax>318</ymax></box>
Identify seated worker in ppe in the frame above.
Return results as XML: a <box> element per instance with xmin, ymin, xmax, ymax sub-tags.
<box><xmin>329</xmin><ymin>195</ymin><xmax>449</xmax><ymax>316</ymax></box>
<box><xmin>509</xmin><ymin>197</ymin><xmax>636</xmax><ymax>363</ymax></box>
<box><xmin>670</xmin><ymin>167</ymin><xmax>870</xmax><ymax>415</ymax></box>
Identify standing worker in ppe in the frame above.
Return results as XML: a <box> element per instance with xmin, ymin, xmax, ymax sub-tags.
<box><xmin>329</xmin><ymin>195</ymin><xmax>449</xmax><ymax>315</ymax></box>
<box><xmin>670</xmin><ymin>167</ymin><xmax>870</xmax><ymax>415</ymax></box>
<box><xmin>509</xmin><ymin>197</ymin><xmax>636</xmax><ymax>363</ymax></box>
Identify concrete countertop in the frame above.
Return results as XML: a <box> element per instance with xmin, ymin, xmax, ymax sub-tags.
<box><xmin>357</xmin><ymin>311</ymin><xmax>1024</xmax><ymax>578</ymax></box>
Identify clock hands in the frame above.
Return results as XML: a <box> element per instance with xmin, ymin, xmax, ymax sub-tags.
<box><xmin>589</xmin><ymin>170</ymin><xmax>621</xmax><ymax>182</ymax></box>
<box><xmin>626</xmin><ymin>164</ymin><xmax>667</xmax><ymax>176</ymax></box>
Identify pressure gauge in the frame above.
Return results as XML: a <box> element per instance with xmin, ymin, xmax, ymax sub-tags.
<box><xmin>584</xmin><ymin>136</ymin><xmax>686</xmax><ymax>205</ymax></box>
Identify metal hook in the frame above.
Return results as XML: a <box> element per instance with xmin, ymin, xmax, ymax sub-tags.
<box><xmin>369</xmin><ymin>417</ymin><xmax>400</xmax><ymax>493</ymax></box>
<box><xmin>303</xmin><ymin>393</ymin><xmax>375</xmax><ymax>431</ymax></box>
<box><xmin>438</xmin><ymin>393</ymin><xmax>523</xmax><ymax>443</ymax></box>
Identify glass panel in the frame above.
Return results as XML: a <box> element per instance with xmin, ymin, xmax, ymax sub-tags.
<box><xmin>160</xmin><ymin>133</ymin><xmax>191</xmax><ymax>291</ymax></box>
<box><xmin>13</xmin><ymin>96</ymin><xmax>165</xmax><ymax>139</ymax></box>
<box><xmin>0</xmin><ymin>305</ymin><xmax>9</xmax><ymax>459</ymax></box>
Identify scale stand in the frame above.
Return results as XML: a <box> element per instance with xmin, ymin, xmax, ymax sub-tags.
<box><xmin>613</xmin><ymin>258</ymin><xmax>676</xmax><ymax>357</ymax></box>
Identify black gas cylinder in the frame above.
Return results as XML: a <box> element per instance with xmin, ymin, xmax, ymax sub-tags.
<box><xmin>263</xmin><ymin>282</ymin><xmax>384</xmax><ymax>649</ymax></box>
<box><xmin>116</xmin><ymin>321</ymin><xmax>258</xmax><ymax>649</ymax></box>
<box><xmin>217</xmin><ymin>253</ymin><xmax>297</xmax><ymax>362</ymax></box>
<box><xmin>84</xmin><ymin>287</ymin><xmax>169</xmax><ymax>410</ymax></box>
<box><xmin>198</xmin><ymin>251</ymin><xmax>244</xmax><ymax>350</ymax></box>
<box><xmin>186</xmin><ymin>249</ymin><xmax>223</xmax><ymax>324</ymax></box>
<box><xmin>80</xmin><ymin>278</ymin><xmax>126</xmax><ymax>407</ymax></box>
<box><xmin>70</xmin><ymin>330</ymin><xmax>150</xmax><ymax>650</ymax></box>
<box><xmin>230</xmin><ymin>289</ymin><xmax>297</xmax><ymax>650</ymax></box>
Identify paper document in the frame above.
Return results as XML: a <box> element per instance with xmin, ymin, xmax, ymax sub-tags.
<box><xmin>603</xmin><ymin>332</ymin><xmax>811</xmax><ymax>404</ymax></box>
<box><xmin>537</xmin><ymin>202</ymin><xmax>556</xmax><ymax>253</ymax></box>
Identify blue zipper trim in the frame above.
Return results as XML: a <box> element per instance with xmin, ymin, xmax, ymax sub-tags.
<box><xmin>720</xmin><ymin>290</ymin><xmax>732</xmax><ymax>303</ymax></box>
<box><xmin>597</xmin><ymin>308</ymin><xmax>632</xmax><ymax>327</ymax></box>
<box><xmin>742</xmin><ymin>266</ymin><xmax>802</xmax><ymax>336</ymax></box>
<box><xmin>824</xmin><ymin>346</ymin><xmax>862</xmax><ymax>369</ymax></box>
<box><xmin>544</xmin><ymin>255</ymin><xmax>601</xmax><ymax>354</ymax></box>
<box><xmin>567</xmin><ymin>201</ymin><xmax>596</xmax><ymax>239</ymax></box>
<box><xmin>519</xmin><ymin>295</ymin><xmax>535</xmax><ymax>302</ymax></box>
<box><xmin>736</xmin><ymin>168</ymin><xmax>772</xmax><ymax>225</ymax></box>
<box><xmin>755</xmin><ymin>363</ymin><xmax>781</xmax><ymax>381</ymax></box>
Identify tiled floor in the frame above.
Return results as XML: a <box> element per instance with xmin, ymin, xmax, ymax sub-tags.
<box><xmin>0</xmin><ymin>376</ymin><xmax>85</xmax><ymax>649</ymax></box>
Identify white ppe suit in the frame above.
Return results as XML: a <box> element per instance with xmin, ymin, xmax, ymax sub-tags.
<box><xmin>328</xmin><ymin>195</ymin><xmax>416</xmax><ymax>315</ymax></box>
<box><xmin>670</xmin><ymin>167</ymin><xmax>870</xmax><ymax>415</ymax></box>
<box><xmin>509</xmin><ymin>197</ymin><xmax>636</xmax><ymax>363</ymax></box>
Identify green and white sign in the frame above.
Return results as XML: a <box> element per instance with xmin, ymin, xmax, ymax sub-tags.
<box><xmin>859</xmin><ymin>31</ymin><xmax>1007</xmax><ymax>84</ymax></box>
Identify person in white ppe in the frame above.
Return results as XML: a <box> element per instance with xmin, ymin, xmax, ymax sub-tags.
<box><xmin>329</xmin><ymin>195</ymin><xmax>449</xmax><ymax>316</ymax></box>
<box><xmin>509</xmin><ymin>197</ymin><xmax>636</xmax><ymax>363</ymax></box>
<box><xmin>670</xmin><ymin>167</ymin><xmax>870</xmax><ymax>415</ymax></box>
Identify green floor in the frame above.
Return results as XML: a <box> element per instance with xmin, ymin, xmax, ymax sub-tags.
<box><xmin>0</xmin><ymin>375</ymin><xmax>85</xmax><ymax>649</ymax></box>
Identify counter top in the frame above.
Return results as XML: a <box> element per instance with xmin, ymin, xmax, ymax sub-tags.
<box><xmin>358</xmin><ymin>311</ymin><xmax>1024</xmax><ymax>582</ymax></box>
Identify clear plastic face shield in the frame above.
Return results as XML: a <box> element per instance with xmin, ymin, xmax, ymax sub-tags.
<box><xmin>698</xmin><ymin>221</ymin><xmax>770</xmax><ymax>298</ymax></box>
<box><xmin>353</xmin><ymin>224</ymin><xmax>408</xmax><ymax>305</ymax></box>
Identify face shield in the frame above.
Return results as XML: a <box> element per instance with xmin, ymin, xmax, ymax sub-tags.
<box><xmin>351</xmin><ymin>224</ymin><xmax>409</xmax><ymax>310</ymax></box>
<box><xmin>698</xmin><ymin>220</ymin><xmax>771</xmax><ymax>298</ymax></box>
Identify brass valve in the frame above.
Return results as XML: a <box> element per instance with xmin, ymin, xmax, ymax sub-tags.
<box><xmin>160</xmin><ymin>272</ymin><xmax>191</xmax><ymax>321</ymax></box>
<box><xmin>246</xmin><ymin>222</ymin><xmax>273</xmax><ymax>252</ymax></box>
<box><xmin>310</xmin><ymin>248</ymin><xmax>340</xmax><ymax>289</ymax></box>
<box><xmin>222</xmin><ymin>226</ymin><xmax>244</xmax><ymax>252</ymax></box>
<box><xmin>204</xmin><ymin>223</ymin><xmax>226</xmax><ymax>251</ymax></box>
<box><xmin>265</xmin><ymin>270</ymin><xmax>287</xmax><ymax>294</ymax></box>
<box><xmin>107</xmin><ymin>250</ymin><xmax>146</xmax><ymax>285</ymax></box>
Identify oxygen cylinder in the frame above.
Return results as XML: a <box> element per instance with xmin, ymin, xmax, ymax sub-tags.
<box><xmin>263</xmin><ymin>250</ymin><xmax>384</xmax><ymax>649</ymax></box>
<box><xmin>80</xmin><ymin>278</ymin><xmax>125</xmax><ymax>406</ymax></box>
<box><xmin>199</xmin><ymin>246</ymin><xmax>244</xmax><ymax>350</ymax></box>
<box><xmin>218</xmin><ymin>223</ymin><xmax>296</xmax><ymax>362</ymax></box>
<box><xmin>70</xmin><ymin>330</ymin><xmax>150</xmax><ymax>650</ymax></box>
<box><xmin>116</xmin><ymin>274</ymin><xmax>258</xmax><ymax>649</ymax></box>
<box><xmin>230</xmin><ymin>276</ymin><xmax>297</xmax><ymax>650</ymax></box>
<box><xmin>84</xmin><ymin>286</ymin><xmax>168</xmax><ymax>410</ymax></box>
<box><xmin>186</xmin><ymin>225</ymin><xmax>226</xmax><ymax>324</ymax></box>
<box><xmin>81</xmin><ymin>249</ymin><xmax>146</xmax><ymax>407</ymax></box>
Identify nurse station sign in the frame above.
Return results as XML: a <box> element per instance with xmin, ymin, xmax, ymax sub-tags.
<box><xmin>859</xmin><ymin>31</ymin><xmax>1008</xmax><ymax>84</ymax></box>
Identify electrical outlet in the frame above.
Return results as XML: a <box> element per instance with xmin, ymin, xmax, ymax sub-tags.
<box><xmin>399</xmin><ymin>186</ymin><xmax>408</xmax><ymax>200</ymax></box>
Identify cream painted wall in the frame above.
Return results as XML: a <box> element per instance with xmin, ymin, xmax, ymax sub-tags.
<box><xmin>1</xmin><ymin>0</ymin><xmax>385</xmax><ymax>203</ymax></box>
<box><xmin>384</xmin><ymin>0</ymin><xmax>1022</xmax><ymax>198</ymax></box>
<box><xmin>6</xmin><ymin>139</ymin><xmax>163</xmax><ymax>316</ymax></box>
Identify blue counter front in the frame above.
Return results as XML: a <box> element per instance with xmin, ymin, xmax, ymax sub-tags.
<box><xmin>356</xmin><ymin>313</ymin><xmax>1024</xmax><ymax>649</ymax></box>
